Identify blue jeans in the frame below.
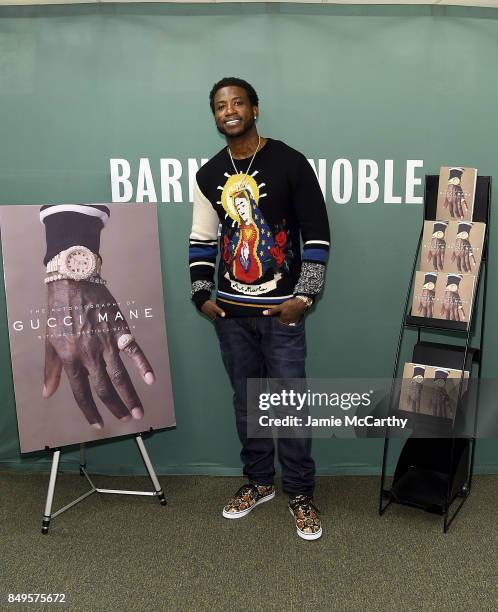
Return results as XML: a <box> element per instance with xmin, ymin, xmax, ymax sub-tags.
<box><xmin>214</xmin><ymin>316</ymin><xmax>315</xmax><ymax>497</ymax></box>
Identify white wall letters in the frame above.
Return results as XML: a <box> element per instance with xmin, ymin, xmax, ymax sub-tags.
<box><xmin>109</xmin><ymin>157</ymin><xmax>425</xmax><ymax>206</ymax></box>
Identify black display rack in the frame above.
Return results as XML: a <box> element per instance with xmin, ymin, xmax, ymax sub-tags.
<box><xmin>379</xmin><ymin>174</ymin><xmax>491</xmax><ymax>532</ymax></box>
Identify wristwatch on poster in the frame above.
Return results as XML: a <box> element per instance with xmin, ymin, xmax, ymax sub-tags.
<box><xmin>294</xmin><ymin>295</ymin><xmax>314</xmax><ymax>310</ymax></box>
<box><xmin>456</xmin><ymin>222</ymin><xmax>472</xmax><ymax>241</ymax></box>
<box><xmin>45</xmin><ymin>245</ymin><xmax>105</xmax><ymax>284</ymax></box>
<box><xmin>431</xmin><ymin>221</ymin><xmax>448</xmax><ymax>240</ymax></box>
<box><xmin>445</xmin><ymin>273</ymin><xmax>462</xmax><ymax>293</ymax></box>
<box><xmin>412</xmin><ymin>365</ymin><xmax>425</xmax><ymax>383</ymax></box>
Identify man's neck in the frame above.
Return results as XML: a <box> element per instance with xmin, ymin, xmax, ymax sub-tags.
<box><xmin>226</xmin><ymin>128</ymin><xmax>265</xmax><ymax>160</ymax></box>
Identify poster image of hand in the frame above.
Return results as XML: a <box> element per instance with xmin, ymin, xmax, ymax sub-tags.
<box><xmin>399</xmin><ymin>363</ymin><xmax>426</xmax><ymax>414</ymax></box>
<box><xmin>411</xmin><ymin>271</ymin><xmax>476</xmax><ymax>326</ymax></box>
<box><xmin>44</xmin><ymin>279</ymin><xmax>155</xmax><ymax>430</ymax></box>
<box><xmin>0</xmin><ymin>204</ymin><xmax>176</xmax><ymax>453</ymax></box>
<box><xmin>448</xmin><ymin>221</ymin><xmax>485</xmax><ymax>274</ymax></box>
<box><xmin>436</xmin><ymin>166</ymin><xmax>477</xmax><ymax>222</ymax></box>
<box><xmin>421</xmin><ymin>221</ymin><xmax>485</xmax><ymax>274</ymax></box>
<box><xmin>452</xmin><ymin>225</ymin><xmax>475</xmax><ymax>273</ymax></box>
<box><xmin>421</xmin><ymin>221</ymin><xmax>448</xmax><ymax>272</ymax></box>
<box><xmin>423</xmin><ymin>366</ymin><xmax>470</xmax><ymax>420</ymax></box>
<box><xmin>436</xmin><ymin>273</ymin><xmax>476</xmax><ymax>325</ymax></box>
<box><xmin>411</xmin><ymin>272</ymin><xmax>438</xmax><ymax>319</ymax></box>
<box><xmin>399</xmin><ymin>363</ymin><xmax>469</xmax><ymax>420</ymax></box>
<box><xmin>428</xmin><ymin>369</ymin><xmax>453</xmax><ymax>419</ymax></box>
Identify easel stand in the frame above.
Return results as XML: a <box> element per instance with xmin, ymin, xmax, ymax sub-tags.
<box><xmin>379</xmin><ymin>175</ymin><xmax>491</xmax><ymax>533</ymax></box>
<box><xmin>41</xmin><ymin>434</ymin><xmax>167</xmax><ymax>534</ymax></box>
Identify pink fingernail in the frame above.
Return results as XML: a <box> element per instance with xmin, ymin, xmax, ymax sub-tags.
<box><xmin>91</xmin><ymin>422</ymin><xmax>104</xmax><ymax>431</ymax></box>
<box><xmin>144</xmin><ymin>372</ymin><xmax>155</xmax><ymax>385</ymax></box>
<box><xmin>132</xmin><ymin>407</ymin><xmax>144</xmax><ymax>420</ymax></box>
<box><xmin>120</xmin><ymin>415</ymin><xmax>132</xmax><ymax>423</ymax></box>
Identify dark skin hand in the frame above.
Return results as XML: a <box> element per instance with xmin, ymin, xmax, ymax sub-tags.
<box><xmin>201</xmin><ymin>300</ymin><xmax>226</xmax><ymax>321</ymax></box>
<box><xmin>452</xmin><ymin>237</ymin><xmax>476</xmax><ymax>273</ymax></box>
<box><xmin>417</xmin><ymin>288</ymin><xmax>435</xmax><ymax>318</ymax></box>
<box><xmin>407</xmin><ymin>378</ymin><xmax>424</xmax><ymax>413</ymax></box>
<box><xmin>441</xmin><ymin>290</ymin><xmax>465</xmax><ymax>321</ymax></box>
<box><xmin>263</xmin><ymin>298</ymin><xmax>307</xmax><ymax>324</ymax></box>
<box><xmin>430</xmin><ymin>380</ymin><xmax>452</xmax><ymax>419</ymax></box>
<box><xmin>43</xmin><ymin>280</ymin><xmax>155</xmax><ymax>429</ymax></box>
<box><xmin>427</xmin><ymin>236</ymin><xmax>445</xmax><ymax>271</ymax></box>
<box><xmin>443</xmin><ymin>184</ymin><xmax>468</xmax><ymax>219</ymax></box>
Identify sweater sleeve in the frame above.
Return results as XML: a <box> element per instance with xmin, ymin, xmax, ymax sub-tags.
<box><xmin>189</xmin><ymin>178</ymin><xmax>220</xmax><ymax>310</ymax></box>
<box><xmin>291</xmin><ymin>155</ymin><xmax>330</xmax><ymax>298</ymax></box>
<box><xmin>40</xmin><ymin>204</ymin><xmax>110</xmax><ymax>265</ymax></box>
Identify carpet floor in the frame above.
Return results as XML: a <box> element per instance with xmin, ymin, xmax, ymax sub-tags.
<box><xmin>0</xmin><ymin>471</ymin><xmax>497</xmax><ymax>611</ymax></box>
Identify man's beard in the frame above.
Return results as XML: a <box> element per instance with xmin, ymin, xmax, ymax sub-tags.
<box><xmin>217</xmin><ymin>116</ymin><xmax>255</xmax><ymax>138</ymax></box>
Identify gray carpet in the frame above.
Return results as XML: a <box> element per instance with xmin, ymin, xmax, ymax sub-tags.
<box><xmin>0</xmin><ymin>471</ymin><xmax>497</xmax><ymax>611</ymax></box>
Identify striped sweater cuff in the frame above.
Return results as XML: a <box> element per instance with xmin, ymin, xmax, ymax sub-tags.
<box><xmin>302</xmin><ymin>239</ymin><xmax>330</xmax><ymax>264</ymax></box>
<box><xmin>189</xmin><ymin>238</ymin><xmax>218</xmax><ymax>309</ymax></box>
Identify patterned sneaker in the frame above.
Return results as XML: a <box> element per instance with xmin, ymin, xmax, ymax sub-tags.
<box><xmin>222</xmin><ymin>483</ymin><xmax>276</xmax><ymax>519</ymax></box>
<box><xmin>288</xmin><ymin>495</ymin><xmax>322</xmax><ymax>540</ymax></box>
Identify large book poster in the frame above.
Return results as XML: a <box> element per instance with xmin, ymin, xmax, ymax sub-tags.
<box><xmin>436</xmin><ymin>166</ymin><xmax>477</xmax><ymax>222</ymax></box>
<box><xmin>0</xmin><ymin>204</ymin><xmax>175</xmax><ymax>453</ymax></box>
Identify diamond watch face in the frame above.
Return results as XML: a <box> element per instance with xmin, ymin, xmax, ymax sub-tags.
<box><xmin>62</xmin><ymin>246</ymin><xmax>97</xmax><ymax>280</ymax></box>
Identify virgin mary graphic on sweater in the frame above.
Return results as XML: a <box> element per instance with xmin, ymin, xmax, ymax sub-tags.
<box><xmin>221</xmin><ymin>175</ymin><xmax>276</xmax><ymax>284</ymax></box>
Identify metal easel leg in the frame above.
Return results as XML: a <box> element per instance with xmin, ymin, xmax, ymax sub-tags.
<box><xmin>135</xmin><ymin>435</ymin><xmax>167</xmax><ymax>505</ymax></box>
<box><xmin>79</xmin><ymin>443</ymin><xmax>86</xmax><ymax>476</ymax></box>
<box><xmin>41</xmin><ymin>450</ymin><xmax>60</xmax><ymax>534</ymax></box>
<box><xmin>41</xmin><ymin>436</ymin><xmax>166</xmax><ymax>533</ymax></box>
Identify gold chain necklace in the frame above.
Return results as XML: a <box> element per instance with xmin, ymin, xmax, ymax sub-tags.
<box><xmin>227</xmin><ymin>135</ymin><xmax>261</xmax><ymax>189</ymax></box>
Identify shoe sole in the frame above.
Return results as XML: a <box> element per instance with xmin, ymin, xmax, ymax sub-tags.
<box><xmin>222</xmin><ymin>491</ymin><xmax>275</xmax><ymax>519</ymax></box>
<box><xmin>288</xmin><ymin>507</ymin><xmax>323</xmax><ymax>540</ymax></box>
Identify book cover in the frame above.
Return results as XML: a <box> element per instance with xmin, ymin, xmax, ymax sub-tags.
<box><xmin>400</xmin><ymin>362</ymin><xmax>469</xmax><ymax>420</ymax></box>
<box><xmin>436</xmin><ymin>166</ymin><xmax>477</xmax><ymax>222</ymax></box>
<box><xmin>420</xmin><ymin>220</ymin><xmax>485</xmax><ymax>274</ymax></box>
<box><xmin>0</xmin><ymin>204</ymin><xmax>176</xmax><ymax>453</ymax></box>
<box><xmin>411</xmin><ymin>271</ymin><xmax>476</xmax><ymax>326</ymax></box>
<box><xmin>435</xmin><ymin>272</ymin><xmax>476</xmax><ymax>324</ymax></box>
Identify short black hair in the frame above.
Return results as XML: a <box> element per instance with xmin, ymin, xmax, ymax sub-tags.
<box><xmin>209</xmin><ymin>77</ymin><xmax>259</xmax><ymax>114</ymax></box>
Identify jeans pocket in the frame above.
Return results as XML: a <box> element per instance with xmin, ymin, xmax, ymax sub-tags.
<box><xmin>273</xmin><ymin>316</ymin><xmax>304</xmax><ymax>330</ymax></box>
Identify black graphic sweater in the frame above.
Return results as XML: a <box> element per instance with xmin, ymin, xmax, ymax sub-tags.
<box><xmin>189</xmin><ymin>138</ymin><xmax>330</xmax><ymax>317</ymax></box>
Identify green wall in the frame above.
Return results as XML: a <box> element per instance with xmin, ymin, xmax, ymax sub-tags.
<box><xmin>0</xmin><ymin>3</ymin><xmax>497</xmax><ymax>475</ymax></box>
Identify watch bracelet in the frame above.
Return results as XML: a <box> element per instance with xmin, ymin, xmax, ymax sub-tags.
<box><xmin>45</xmin><ymin>274</ymin><xmax>106</xmax><ymax>285</ymax></box>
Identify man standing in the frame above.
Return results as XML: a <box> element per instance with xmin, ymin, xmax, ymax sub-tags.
<box><xmin>189</xmin><ymin>77</ymin><xmax>330</xmax><ymax>540</ymax></box>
